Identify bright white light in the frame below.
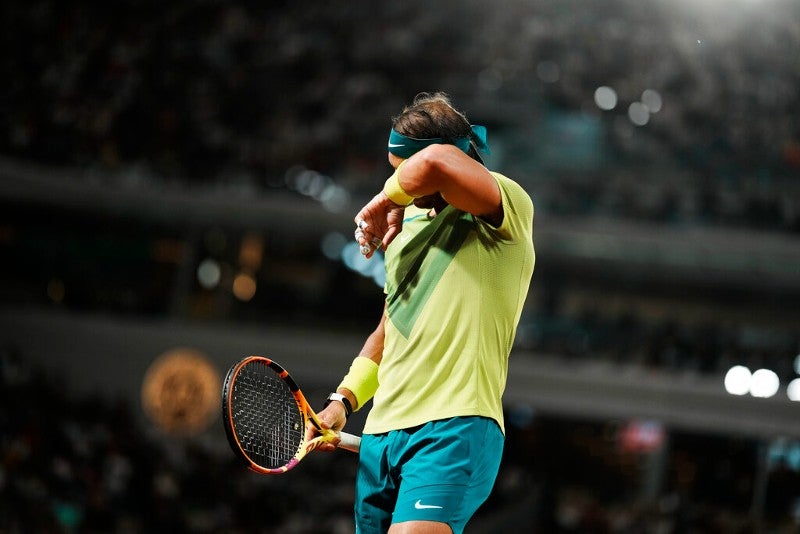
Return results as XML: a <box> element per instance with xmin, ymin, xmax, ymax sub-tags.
<box><xmin>788</xmin><ymin>378</ymin><xmax>800</xmax><ymax>401</ymax></box>
<box><xmin>641</xmin><ymin>89</ymin><xmax>663</xmax><ymax>113</ymax></box>
<box><xmin>750</xmin><ymin>369</ymin><xmax>780</xmax><ymax>398</ymax></box>
<box><xmin>197</xmin><ymin>258</ymin><xmax>221</xmax><ymax>289</ymax></box>
<box><xmin>628</xmin><ymin>102</ymin><xmax>650</xmax><ymax>126</ymax></box>
<box><xmin>724</xmin><ymin>365</ymin><xmax>751</xmax><ymax>396</ymax></box>
<box><xmin>594</xmin><ymin>86</ymin><xmax>618</xmax><ymax>111</ymax></box>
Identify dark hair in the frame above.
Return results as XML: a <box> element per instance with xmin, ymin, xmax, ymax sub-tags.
<box><xmin>391</xmin><ymin>92</ymin><xmax>483</xmax><ymax>162</ymax></box>
<box><xmin>391</xmin><ymin>92</ymin><xmax>472</xmax><ymax>141</ymax></box>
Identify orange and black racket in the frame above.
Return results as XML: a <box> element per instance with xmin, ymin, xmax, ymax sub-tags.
<box><xmin>222</xmin><ymin>356</ymin><xmax>360</xmax><ymax>474</ymax></box>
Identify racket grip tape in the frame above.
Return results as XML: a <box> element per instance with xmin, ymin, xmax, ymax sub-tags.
<box><xmin>338</xmin><ymin>432</ymin><xmax>361</xmax><ymax>453</ymax></box>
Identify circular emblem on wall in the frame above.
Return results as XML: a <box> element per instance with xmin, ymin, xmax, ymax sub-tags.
<box><xmin>141</xmin><ymin>348</ymin><xmax>221</xmax><ymax>436</ymax></box>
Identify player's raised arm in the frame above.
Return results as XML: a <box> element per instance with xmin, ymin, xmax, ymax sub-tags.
<box><xmin>394</xmin><ymin>143</ymin><xmax>503</xmax><ymax>226</ymax></box>
<box><xmin>354</xmin><ymin>144</ymin><xmax>503</xmax><ymax>257</ymax></box>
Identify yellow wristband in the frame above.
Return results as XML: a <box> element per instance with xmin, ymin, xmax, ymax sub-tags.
<box><xmin>337</xmin><ymin>356</ymin><xmax>379</xmax><ymax>410</ymax></box>
<box><xmin>383</xmin><ymin>161</ymin><xmax>415</xmax><ymax>206</ymax></box>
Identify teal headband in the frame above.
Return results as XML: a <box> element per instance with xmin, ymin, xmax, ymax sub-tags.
<box><xmin>387</xmin><ymin>124</ymin><xmax>490</xmax><ymax>159</ymax></box>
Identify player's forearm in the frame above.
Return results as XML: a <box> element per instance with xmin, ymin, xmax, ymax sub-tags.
<box><xmin>398</xmin><ymin>144</ymin><xmax>502</xmax><ymax>219</ymax></box>
<box><xmin>356</xmin><ymin>313</ymin><xmax>385</xmax><ymax>365</ymax></box>
<box><xmin>337</xmin><ymin>312</ymin><xmax>385</xmax><ymax>410</ymax></box>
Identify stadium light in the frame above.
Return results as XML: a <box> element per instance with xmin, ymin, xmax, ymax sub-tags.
<box><xmin>724</xmin><ymin>365</ymin><xmax>751</xmax><ymax>396</ymax></box>
<box><xmin>594</xmin><ymin>86</ymin><xmax>618</xmax><ymax>111</ymax></box>
<box><xmin>788</xmin><ymin>378</ymin><xmax>800</xmax><ymax>402</ymax></box>
<box><xmin>750</xmin><ymin>369</ymin><xmax>780</xmax><ymax>398</ymax></box>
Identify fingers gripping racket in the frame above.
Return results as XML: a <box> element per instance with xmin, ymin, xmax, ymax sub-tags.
<box><xmin>222</xmin><ymin>356</ymin><xmax>360</xmax><ymax>474</ymax></box>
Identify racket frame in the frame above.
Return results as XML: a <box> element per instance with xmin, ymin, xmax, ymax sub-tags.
<box><xmin>222</xmin><ymin>356</ymin><xmax>359</xmax><ymax>475</ymax></box>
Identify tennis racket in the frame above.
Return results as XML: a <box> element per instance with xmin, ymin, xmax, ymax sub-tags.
<box><xmin>222</xmin><ymin>356</ymin><xmax>361</xmax><ymax>474</ymax></box>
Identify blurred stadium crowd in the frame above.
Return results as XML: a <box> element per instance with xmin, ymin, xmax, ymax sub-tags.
<box><xmin>0</xmin><ymin>0</ymin><xmax>800</xmax><ymax>370</ymax></box>
<box><xmin>2</xmin><ymin>0</ymin><xmax>799</xmax><ymax>231</ymax></box>
<box><xmin>4</xmin><ymin>346</ymin><xmax>797</xmax><ymax>533</ymax></box>
<box><xmin>0</xmin><ymin>346</ymin><xmax>359</xmax><ymax>533</ymax></box>
<box><xmin>1</xmin><ymin>0</ymin><xmax>797</xmax><ymax>376</ymax></box>
<box><xmin>2</xmin><ymin>0</ymin><xmax>800</xmax><ymax>532</ymax></box>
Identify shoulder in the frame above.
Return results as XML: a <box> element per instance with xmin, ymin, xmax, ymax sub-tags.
<box><xmin>487</xmin><ymin>172</ymin><xmax>534</xmax><ymax>239</ymax></box>
<box><xmin>489</xmin><ymin>172</ymin><xmax>533</xmax><ymax>219</ymax></box>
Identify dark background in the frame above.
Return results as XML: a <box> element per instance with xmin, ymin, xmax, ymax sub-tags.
<box><xmin>1</xmin><ymin>0</ymin><xmax>799</xmax><ymax>532</ymax></box>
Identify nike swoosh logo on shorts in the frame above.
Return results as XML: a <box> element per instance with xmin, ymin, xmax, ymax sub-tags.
<box><xmin>388</xmin><ymin>143</ymin><xmax>405</xmax><ymax>148</ymax></box>
<box><xmin>414</xmin><ymin>500</ymin><xmax>443</xmax><ymax>510</ymax></box>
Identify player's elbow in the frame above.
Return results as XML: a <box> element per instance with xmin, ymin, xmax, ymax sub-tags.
<box><xmin>411</xmin><ymin>144</ymin><xmax>461</xmax><ymax>189</ymax></box>
<box><xmin>416</xmin><ymin>143</ymin><xmax>460</xmax><ymax>170</ymax></box>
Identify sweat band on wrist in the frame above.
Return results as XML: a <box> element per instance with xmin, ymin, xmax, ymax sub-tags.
<box><xmin>337</xmin><ymin>356</ymin><xmax>379</xmax><ymax>410</ymax></box>
<box><xmin>383</xmin><ymin>161</ymin><xmax>415</xmax><ymax>206</ymax></box>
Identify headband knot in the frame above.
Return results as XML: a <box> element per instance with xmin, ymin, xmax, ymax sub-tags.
<box><xmin>388</xmin><ymin>125</ymin><xmax>491</xmax><ymax>159</ymax></box>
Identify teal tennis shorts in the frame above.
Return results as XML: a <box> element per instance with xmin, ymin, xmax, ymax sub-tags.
<box><xmin>354</xmin><ymin>416</ymin><xmax>504</xmax><ymax>534</ymax></box>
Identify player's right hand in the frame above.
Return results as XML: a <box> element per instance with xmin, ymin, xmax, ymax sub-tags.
<box><xmin>306</xmin><ymin>403</ymin><xmax>347</xmax><ymax>452</ymax></box>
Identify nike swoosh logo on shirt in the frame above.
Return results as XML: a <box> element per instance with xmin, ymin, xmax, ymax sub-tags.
<box><xmin>414</xmin><ymin>500</ymin><xmax>443</xmax><ymax>510</ymax></box>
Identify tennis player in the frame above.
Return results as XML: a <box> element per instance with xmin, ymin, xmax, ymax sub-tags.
<box><xmin>311</xmin><ymin>92</ymin><xmax>535</xmax><ymax>533</ymax></box>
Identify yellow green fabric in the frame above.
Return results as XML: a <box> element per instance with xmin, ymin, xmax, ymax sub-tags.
<box><xmin>363</xmin><ymin>172</ymin><xmax>535</xmax><ymax>435</ymax></box>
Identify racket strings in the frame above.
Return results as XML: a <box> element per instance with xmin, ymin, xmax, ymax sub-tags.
<box><xmin>231</xmin><ymin>361</ymin><xmax>304</xmax><ymax>469</ymax></box>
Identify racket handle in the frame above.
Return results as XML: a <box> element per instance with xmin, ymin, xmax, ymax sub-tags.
<box><xmin>337</xmin><ymin>432</ymin><xmax>361</xmax><ymax>453</ymax></box>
